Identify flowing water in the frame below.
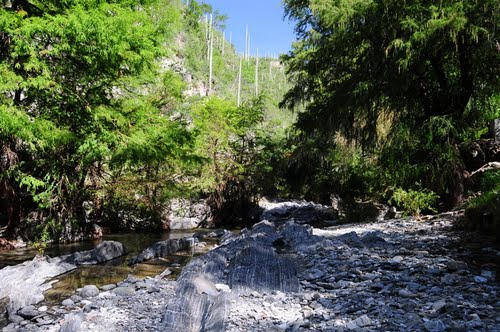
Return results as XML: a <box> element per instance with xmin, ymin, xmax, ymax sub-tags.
<box><xmin>0</xmin><ymin>230</ymin><xmax>216</xmax><ymax>304</ymax></box>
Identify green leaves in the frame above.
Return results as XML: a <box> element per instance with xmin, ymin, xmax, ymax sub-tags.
<box><xmin>282</xmin><ymin>0</ymin><xmax>499</xmax><ymax>206</ymax></box>
<box><xmin>0</xmin><ymin>0</ymin><xmax>196</xmax><ymax>232</ymax></box>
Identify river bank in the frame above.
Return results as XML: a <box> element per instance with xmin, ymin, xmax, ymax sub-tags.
<box><xmin>2</xmin><ymin>202</ymin><xmax>500</xmax><ymax>331</ymax></box>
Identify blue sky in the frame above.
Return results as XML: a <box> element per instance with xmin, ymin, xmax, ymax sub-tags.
<box><xmin>202</xmin><ymin>0</ymin><xmax>296</xmax><ymax>57</ymax></box>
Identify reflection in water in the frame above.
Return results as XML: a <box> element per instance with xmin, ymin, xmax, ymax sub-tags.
<box><xmin>0</xmin><ymin>230</ymin><xmax>214</xmax><ymax>305</ymax></box>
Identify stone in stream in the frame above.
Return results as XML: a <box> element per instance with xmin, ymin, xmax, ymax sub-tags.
<box><xmin>78</xmin><ymin>285</ymin><xmax>99</xmax><ymax>298</ymax></box>
<box><xmin>0</xmin><ymin>241</ymin><xmax>125</xmax><ymax>315</ymax></box>
<box><xmin>128</xmin><ymin>237</ymin><xmax>197</xmax><ymax>265</ymax></box>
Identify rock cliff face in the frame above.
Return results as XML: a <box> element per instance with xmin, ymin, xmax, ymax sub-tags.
<box><xmin>161</xmin><ymin>221</ymin><xmax>305</xmax><ymax>331</ymax></box>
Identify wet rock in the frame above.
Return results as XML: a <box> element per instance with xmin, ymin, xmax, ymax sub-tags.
<box><xmin>128</xmin><ymin>237</ymin><xmax>197</xmax><ymax>265</ymax></box>
<box><xmin>78</xmin><ymin>285</ymin><xmax>99</xmax><ymax>298</ymax></box>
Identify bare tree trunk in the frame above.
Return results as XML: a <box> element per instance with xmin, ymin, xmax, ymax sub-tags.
<box><xmin>222</xmin><ymin>31</ymin><xmax>225</xmax><ymax>55</ymax></box>
<box><xmin>209</xmin><ymin>29</ymin><xmax>213</xmax><ymax>95</ymax></box>
<box><xmin>237</xmin><ymin>57</ymin><xmax>242</xmax><ymax>107</ymax></box>
<box><xmin>245</xmin><ymin>25</ymin><xmax>248</xmax><ymax>61</ymax></box>
<box><xmin>255</xmin><ymin>48</ymin><xmax>259</xmax><ymax>96</ymax></box>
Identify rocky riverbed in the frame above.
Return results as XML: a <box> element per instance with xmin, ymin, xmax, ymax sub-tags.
<box><xmin>2</xmin><ymin>205</ymin><xmax>499</xmax><ymax>331</ymax></box>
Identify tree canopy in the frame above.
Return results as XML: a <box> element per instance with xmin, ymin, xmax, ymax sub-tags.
<box><xmin>0</xmin><ymin>0</ymin><xmax>192</xmax><ymax>236</ymax></box>
<box><xmin>281</xmin><ymin>0</ymin><xmax>499</xmax><ymax>206</ymax></box>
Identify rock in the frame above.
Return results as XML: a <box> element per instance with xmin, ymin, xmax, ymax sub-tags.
<box><xmin>128</xmin><ymin>237</ymin><xmax>197</xmax><ymax>265</ymax></box>
<box><xmin>303</xmin><ymin>269</ymin><xmax>325</xmax><ymax>281</ymax></box>
<box><xmin>70</xmin><ymin>295</ymin><xmax>82</xmax><ymax>303</ymax></box>
<box><xmin>17</xmin><ymin>306</ymin><xmax>39</xmax><ymax>319</ymax></box>
<box><xmin>0</xmin><ymin>297</ymin><xmax>8</xmax><ymax>327</ymax></box>
<box><xmin>100</xmin><ymin>284</ymin><xmax>116</xmax><ymax>291</ymax></box>
<box><xmin>346</xmin><ymin>315</ymin><xmax>372</xmax><ymax>329</ymax></box>
<box><xmin>162</xmin><ymin>221</ymin><xmax>303</xmax><ymax>331</ymax></box>
<box><xmin>8</xmin><ymin>314</ymin><xmax>23</xmax><ymax>324</ymax></box>
<box><xmin>67</xmin><ymin>241</ymin><xmax>126</xmax><ymax>265</ymax></box>
<box><xmin>38</xmin><ymin>305</ymin><xmax>47</xmax><ymax>312</ymax></box>
<box><xmin>259</xmin><ymin>198</ymin><xmax>337</xmax><ymax>226</ymax></box>
<box><xmin>60</xmin><ymin>313</ymin><xmax>82</xmax><ymax>332</ymax></box>
<box><xmin>112</xmin><ymin>287</ymin><xmax>136</xmax><ymax>297</ymax></box>
<box><xmin>398</xmin><ymin>289</ymin><xmax>413</xmax><ymax>298</ymax></box>
<box><xmin>474</xmin><ymin>276</ymin><xmax>488</xmax><ymax>284</ymax></box>
<box><xmin>194</xmin><ymin>276</ymin><xmax>219</xmax><ymax>296</ymax></box>
<box><xmin>389</xmin><ymin>256</ymin><xmax>404</xmax><ymax>264</ymax></box>
<box><xmin>62</xmin><ymin>299</ymin><xmax>74</xmax><ymax>307</ymax></box>
<box><xmin>432</xmin><ymin>299</ymin><xmax>447</xmax><ymax>312</ymax></box>
<box><xmin>424</xmin><ymin>319</ymin><xmax>446</xmax><ymax>332</ymax></box>
<box><xmin>215</xmin><ymin>283</ymin><xmax>231</xmax><ymax>293</ymax></box>
<box><xmin>78</xmin><ymin>285</ymin><xmax>99</xmax><ymax>298</ymax></box>
<box><xmin>165</xmin><ymin>198</ymin><xmax>211</xmax><ymax>230</ymax></box>
<box><xmin>446</xmin><ymin>260</ymin><xmax>468</xmax><ymax>271</ymax></box>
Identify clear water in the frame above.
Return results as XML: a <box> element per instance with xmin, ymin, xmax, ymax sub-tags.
<box><xmin>0</xmin><ymin>230</ymin><xmax>215</xmax><ymax>304</ymax></box>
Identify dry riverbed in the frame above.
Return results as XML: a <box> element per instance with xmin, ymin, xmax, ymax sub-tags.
<box><xmin>2</xmin><ymin>211</ymin><xmax>499</xmax><ymax>332</ymax></box>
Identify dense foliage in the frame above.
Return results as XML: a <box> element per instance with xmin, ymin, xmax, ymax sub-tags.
<box><xmin>0</xmin><ymin>0</ymin><xmax>293</xmax><ymax>241</ymax></box>
<box><xmin>281</xmin><ymin>0</ymin><xmax>500</xmax><ymax>211</ymax></box>
<box><xmin>0</xmin><ymin>0</ymin><xmax>195</xmax><ymax>238</ymax></box>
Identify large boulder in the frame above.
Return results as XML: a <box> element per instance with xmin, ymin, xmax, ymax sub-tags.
<box><xmin>161</xmin><ymin>221</ymin><xmax>305</xmax><ymax>331</ymax></box>
<box><xmin>259</xmin><ymin>198</ymin><xmax>337</xmax><ymax>226</ymax></box>
<box><xmin>0</xmin><ymin>241</ymin><xmax>125</xmax><ymax>315</ymax></box>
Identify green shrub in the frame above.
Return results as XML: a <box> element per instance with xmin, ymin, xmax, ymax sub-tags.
<box><xmin>390</xmin><ymin>188</ymin><xmax>438</xmax><ymax>217</ymax></box>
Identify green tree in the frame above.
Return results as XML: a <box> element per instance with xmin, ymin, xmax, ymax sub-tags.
<box><xmin>282</xmin><ymin>0</ymin><xmax>499</xmax><ymax>207</ymax></box>
<box><xmin>0</xmin><ymin>0</ymin><xmax>192</xmax><ymax>237</ymax></box>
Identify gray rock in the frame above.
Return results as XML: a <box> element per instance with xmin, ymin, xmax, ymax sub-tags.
<box><xmin>162</xmin><ymin>221</ymin><xmax>303</xmax><ymax>331</ymax></box>
<box><xmin>17</xmin><ymin>306</ymin><xmax>39</xmax><ymax>319</ymax></box>
<box><xmin>0</xmin><ymin>297</ymin><xmax>8</xmax><ymax>327</ymax></box>
<box><xmin>70</xmin><ymin>295</ymin><xmax>82</xmax><ymax>303</ymax></box>
<box><xmin>128</xmin><ymin>237</ymin><xmax>197</xmax><ymax>265</ymax></box>
<box><xmin>8</xmin><ymin>314</ymin><xmax>24</xmax><ymax>324</ymax></box>
<box><xmin>490</xmin><ymin>118</ymin><xmax>500</xmax><ymax>143</ymax></box>
<box><xmin>474</xmin><ymin>276</ymin><xmax>488</xmax><ymax>284</ymax></box>
<box><xmin>78</xmin><ymin>285</ymin><xmax>99</xmax><ymax>298</ymax></box>
<box><xmin>424</xmin><ymin>319</ymin><xmax>446</xmax><ymax>332</ymax></box>
<box><xmin>165</xmin><ymin>198</ymin><xmax>211</xmax><ymax>230</ymax></box>
<box><xmin>62</xmin><ymin>299</ymin><xmax>75</xmax><ymax>307</ymax></box>
<box><xmin>112</xmin><ymin>287</ymin><xmax>136</xmax><ymax>297</ymax></box>
<box><xmin>347</xmin><ymin>314</ymin><xmax>372</xmax><ymax>329</ymax></box>
<box><xmin>60</xmin><ymin>313</ymin><xmax>82</xmax><ymax>332</ymax></box>
<box><xmin>432</xmin><ymin>299</ymin><xmax>447</xmax><ymax>312</ymax></box>
<box><xmin>100</xmin><ymin>284</ymin><xmax>116</xmax><ymax>291</ymax></box>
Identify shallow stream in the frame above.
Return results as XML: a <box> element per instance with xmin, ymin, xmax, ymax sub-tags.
<box><xmin>0</xmin><ymin>230</ymin><xmax>216</xmax><ymax>304</ymax></box>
